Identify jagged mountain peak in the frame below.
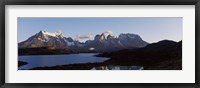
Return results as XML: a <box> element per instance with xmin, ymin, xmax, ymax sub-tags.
<box><xmin>19</xmin><ymin>31</ymin><xmax>149</xmax><ymax>52</ymax></box>
<box><xmin>107</xmin><ymin>35</ymin><xmax>115</xmax><ymax>40</ymax></box>
<box><xmin>38</xmin><ymin>30</ymin><xmax>65</xmax><ymax>38</ymax></box>
<box><xmin>94</xmin><ymin>32</ymin><xmax>114</xmax><ymax>42</ymax></box>
<box><xmin>19</xmin><ymin>31</ymin><xmax>74</xmax><ymax>48</ymax></box>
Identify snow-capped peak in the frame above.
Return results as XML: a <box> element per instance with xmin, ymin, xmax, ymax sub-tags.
<box><xmin>30</xmin><ymin>31</ymin><xmax>74</xmax><ymax>47</ymax></box>
<box><xmin>19</xmin><ymin>31</ymin><xmax>148</xmax><ymax>51</ymax></box>
<box><xmin>39</xmin><ymin>31</ymin><xmax>65</xmax><ymax>37</ymax></box>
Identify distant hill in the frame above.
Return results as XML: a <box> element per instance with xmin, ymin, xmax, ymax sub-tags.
<box><xmin>97</xmin><ymin>40</ymin><xmax>182</xmax><ymax>70</ymax></box>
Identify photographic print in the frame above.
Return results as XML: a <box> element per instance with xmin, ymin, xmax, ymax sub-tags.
<box><xmin>18</xmin><ymin>17</ymin><xmax>182</xmax><ymax>70</ymax></box>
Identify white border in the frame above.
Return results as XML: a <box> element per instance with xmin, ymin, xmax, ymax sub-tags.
<box><xmin>5</xmin><ymin>5</ymin><xmax>195</xmax><ymax>83</ymax></box>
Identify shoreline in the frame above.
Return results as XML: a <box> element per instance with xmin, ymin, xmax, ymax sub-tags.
<box><xmin>18</xmin><ymin>61</ymin><xmax>28</xmax><ymax>67</ymax></box>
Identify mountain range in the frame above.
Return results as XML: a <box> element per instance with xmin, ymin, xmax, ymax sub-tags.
<box><xmin>18</xmin><ymin>31</ymin><xmax>148</xmax><ymax>52</ymax></box>
<box><xmin>29</xmin><ymin>40</ymin><xmax>182</xmax><ymax>70</ymax></box>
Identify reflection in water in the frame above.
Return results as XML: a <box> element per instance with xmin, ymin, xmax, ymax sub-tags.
<box><xmin>91</xmin><ymin>65</ymin><xmax>144</xmax><ymax>70</ymax></box>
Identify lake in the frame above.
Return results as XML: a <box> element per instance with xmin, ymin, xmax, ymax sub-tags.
<box><xmin>18</xmin><ymin>53</ymin><xmax>110</xmax><ymax>69</ymax></box>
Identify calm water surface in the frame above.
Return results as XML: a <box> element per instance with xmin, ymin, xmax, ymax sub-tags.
<box><xmin>18</xmin><ymin>53</ymin><xmax>109</xmax><ymax>69</ymax></box>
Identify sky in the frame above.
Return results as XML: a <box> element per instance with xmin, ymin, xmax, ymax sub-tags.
<box><xmin>18</xmin><ymin>17</ymin><xmax>182</xmax><ymax>43</ymax></box>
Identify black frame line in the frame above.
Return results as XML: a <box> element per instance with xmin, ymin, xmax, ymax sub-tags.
<box><xmin>0</xmin><ymin>0</ymin><xmax>200</xmax><ymax>88</ymax></box>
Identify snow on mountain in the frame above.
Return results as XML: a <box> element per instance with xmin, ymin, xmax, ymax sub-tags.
<box><xmin>18</xmin><ymin>31</ymin><xmax>148</xmax><ymax>52</ymax></box>
<box><xmin>81</xmin><ymin>33</ymin><xmax>148</xmax><ymax>52</ymax></box>
<box><xmin>18</xmin><ymin>31</ymin><xmax>75</xmax><ymax>48</ymax></box>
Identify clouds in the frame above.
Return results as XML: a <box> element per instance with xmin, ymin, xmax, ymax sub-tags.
<box><xmin>75</xmin><ymin>30</ymin><xmax>113</xmax><ymax>42</ymax></box>
<box><xmin>75</xmin><ymin>34</ymin><xmax>93</xmax><ymax>42</ymax></box>
<box><xmin>102</xmin><ymin>30</ymin><xmax>113</xmax><ymax>37</ymax></box>
<box><xmin>103</xmin><ymin>30</ymin><xmax>113</xmax><ymax>35</ymax></box>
